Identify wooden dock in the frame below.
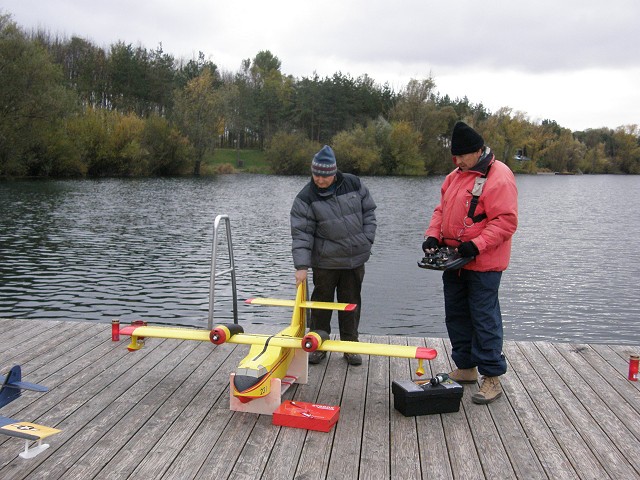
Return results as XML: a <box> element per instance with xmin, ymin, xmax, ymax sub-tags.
<box><xmin>0</xmin><ymin>318</ymin><xmax>638</xmax><ymax>479</ymax></box>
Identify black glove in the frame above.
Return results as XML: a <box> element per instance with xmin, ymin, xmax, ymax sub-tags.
<box><xmin>457</xmin><ymin>241</ymin><xmax>479</xmax><ymax>258</ymax></box>
<box><xmin>422</xmin><ymin>237</ymin><xmax>439</xmax><ymax>252</ymax></box>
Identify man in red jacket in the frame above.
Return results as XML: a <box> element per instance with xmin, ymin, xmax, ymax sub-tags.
<box><xmin>424</xmin><ymin>121</ymin><xmax>518</xmax><ymax>404</ymax></box>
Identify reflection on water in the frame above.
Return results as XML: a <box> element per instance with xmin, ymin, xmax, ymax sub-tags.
<box><xmin>1</xmin><ymin>175</ymin><xmax>639</xmax><ymax>345</ymax></box>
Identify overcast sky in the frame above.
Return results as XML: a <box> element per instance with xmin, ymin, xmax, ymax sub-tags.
<box><xmin>3</xmin><ymin>0</ymin><xmax>639</xmax><ymax>132</ymax></box>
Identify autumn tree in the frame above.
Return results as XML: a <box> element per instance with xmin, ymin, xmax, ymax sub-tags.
<box><xmin>43</xmin><ymin>35</ymin><xmax>109</xmax><ymax>109</ymax></box>
<box><xmin>142</xmin><ymin>114</ymin><xmax>192</xmax><ymax>175</ymax></box>
<box><xmin>0</xmin><ymin>14</ymin><xmax>77</xmax><ymax>176</ymax></box>
<box><xmin>388</xmin><ymin>121</ymin><xmax>424</xmax><ymax>175</ymax></box>
<box><xmin>246</xmin><ymin>50</ymin><xmax>294</xmax><ymax>148</ymax></box>
<box><xmin>481</xmin><ymin>107</ymin><xmax>529</xmax><ymax>168</ymax></box>
<box><xmin>331</xmin><ymin>125</ymin><xmax>381</xmax><ymax>175</ymax></box>
<box><xmin>265</xmin><ymin>131</ymin><xmax>318</xmax><ymax>175</ymax></box>
<box><xmin>611</xmin><ymin>125</ymin><xmax>640</xmax><ymax>173</ymax></box>
<box><xmin>538</xmin><ymin>130</ymin><xmax>586</xmax><ymax>173</ymax></box>
<box><xmin>172</xmin><ymin>69</ymin><xmax>224</xmax><ymax>174</ymax></box>
<box><xmin>390</xmin><ymin>78</ymin><xmax>456</xmax><ymax>174</ymax></box>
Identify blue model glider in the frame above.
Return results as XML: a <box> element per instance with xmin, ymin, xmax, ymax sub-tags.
<box><xmin>0</xmin><ymin>365</ymin><xmax>61</xmax><ymax>459</ymax></box>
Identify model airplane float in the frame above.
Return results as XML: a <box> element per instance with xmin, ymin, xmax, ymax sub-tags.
<box><xmin>119</xmin><ymin>283</ymin><xmax>438</xmax><ymax>415</ymax></box>
<box><xmin>0</xmin><ymin>365</ymin><xmax>61</xmax><ymax>459</ymax></box>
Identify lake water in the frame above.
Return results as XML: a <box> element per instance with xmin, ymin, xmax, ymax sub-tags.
<box><xmin>1</xmin><ymin>174</ymin><xmax>639</xmax><ymax>345</ymax></box>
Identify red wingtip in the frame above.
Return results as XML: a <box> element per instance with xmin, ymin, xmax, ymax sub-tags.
<box><xmin>345</xmin><ymin>303</ymin><xmax>357</xmax><ymax>311</ymax></box>
<box><xmin>415</xmin><ymin>347</ymin><xmax>438</xmax><ymax>360</ymax></box>
<box><xmin>119</xmin><ymin>325</ymin><xmax>138</xmax><ymax>336</ymax></box>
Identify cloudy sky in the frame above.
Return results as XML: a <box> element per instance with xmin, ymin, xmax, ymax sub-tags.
<box><xmin>3</xmin><ymin>0</ymin><xmax>639</xmax><ymax>132</ymax></box>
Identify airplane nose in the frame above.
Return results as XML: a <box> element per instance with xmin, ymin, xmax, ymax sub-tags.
<box><xmin>233</xmin><ymin>373</ymin><xmax>267</xmax><ymax>393</ymax></box>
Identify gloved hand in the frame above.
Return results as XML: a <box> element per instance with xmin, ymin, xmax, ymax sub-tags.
<box><xmin>457</xmin><ymin>241</ymin><xmax>479</xmax><ymax>258</ymax></box>
<box><xmin>422</xmin><ymin>237</ymin><xmax>440</xmax><ymax>252</ymax></box>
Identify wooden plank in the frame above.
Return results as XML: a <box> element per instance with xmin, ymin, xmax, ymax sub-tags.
<box><xmin>0</xmin><ymin>320</ymin><xmax>65</xmax><ymax>363</ymax></box>
<box><xmin>359</xmin><ymin>335</ymin><xmax>391</xmax><ymax>480</ymax></box>
<box><xmin>259</xmin><ymin>350</ymin><xmax>327</xmax><ymax>480</ymax></box>
<box><xmin>157</xmin><ymin>344</ymin><xmax>251</xmax><ymax>479</ymax></box>
<box><xmin>10</xmin><ymin>323</ymin><xmax>107</xmax><ymax>379</ymax></box>
<box><xmin>61</xmin><ymin>341</ymin><xmax>220</xmax><ymax>479</ymax></box>
<box><xmin>0</xmin><ymin>328</ymin><xmax>112</xmax><ymax>454</ymax></box>
<box><xmin>0</xmin><ymin>323</ymin><xmax>107</xmax><ymax>422</ymax></box>
<box><xmin>193</xmin><ymin>409</ymin><xmax>261</xmax><ymax>479</ymax></box>
<box><xmin>0</xmin><ymin>331</ymin><xmax>117</xmax><ymax>410</ymax></box>
<box><xmin>437</xmin><ymin>340</ymin><xmax>485</xmax><ymax>480</ymax></box>
<box><xmin>10</xmin><ymin>339</ymin><xmax>195</xmax><ymax>479</ymax></box>
<box><xmin>0</xmin><ymin>318</ymin><xmax>38</xmax><ymax>344</ymax></box>
<box><xmin>504</xmin><ymin>341</ymin><xmax>603</xmax><ymax>479</ymax></box>
<box><xmin>501</xmin><ymin>342</ymin><xmax>577</xmax><ymax>479</ymax></box>
<box><xmin>459</xmin><ymin>371</ymin><xmax>515</xmax><ymax>479</ymax></box>
<box><xmin>532</xmin><ymin>342</ymin><xmax>637</xmax><ymax>478</ymax></box>
<box><xmin>591</xmin><ymin>344</ymin><xmax>640</xmax><ymax>401</ymax></box>
<box><xmin>326</xmin><ymin>335</ymin><xmax>369</xmax><ymax>480</ymax></box>
<box><xmin>0</xmin><ymin>334</ymin><xmax>171</xmax><ymax>472</ymax></box>
<box><xmin>608</xmin><ymin>344</ymin><xmax>640</xmax><ymax>366</ymax></box>
<box><xmin>554</xmin><ymin>343</ymin><xmax>640</xmax><ymax>441</ymax></box>
<box><xmin>0</xmin><ymin>333</ymin><xmax>163</xmax><ymax>469</ymax></box>
<box><xmin>129</xmin><ymin>342</ymin><xmax>245</xmax><ymax>479</ymax></box>
<box><xmin>537</xmin><ymin>342</ymin><xmax>640</xmax><ymax>477</ymax></box>
<box><xmin>225</xmin><ymin>414</ymin><xmax>281</xmax><ymax>480</ymax></box>
<box><xmin>293</xmin><ymin>345</ymin><xmax>348</xmax><ymax>480</ymax></box>
<box><xmin>485</xmin><ymin>342</ymin><xmax>547</xmax><ymax>480</ymax></box>
<box><xmin>25</xmin><ymin>323</ymin><xmax>112</xmax><ymax>375</ymax></box>
<box><xmin>0</xmin><ymin>318</ymin><xmax>56</xmax><ymax>336</ymax></box>
<box><xmin>414</xmin><ymin>337</ymin><xmax>454</xmax><ymax>480</ymax></box>
<box><xmin>517</xmin><ymin>341</ymin><xmax>619</xmax><ymax>479</ymax></box>
<box><xmin>388</xmin><ymin>335</ymin><xmax>421</xmax><ymax>480</ymax></box>
<box><xmin>2</xmin><ymin>320</ymin><xmax>639</xmax><ymax>480</ymax></box>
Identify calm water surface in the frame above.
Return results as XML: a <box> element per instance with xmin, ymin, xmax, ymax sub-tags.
<box><xmin>1</xmin><ymin>174</ymin><xmax>639</xmax><ymax>345</ymax></box>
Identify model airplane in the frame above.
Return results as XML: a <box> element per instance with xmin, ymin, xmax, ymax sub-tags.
<box><xmin>120</xmin><ymin>283</ymin><xmax>438</xmax><ymax>414</ymax></box>
<box><xmin>0</xmin><ymin>365</ymin><xmax>61</xmax><ymax>459</ymax></box>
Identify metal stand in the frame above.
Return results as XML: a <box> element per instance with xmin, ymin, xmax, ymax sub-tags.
<box><xmin>19</xmin><ymin>440</ymin><xmax>50</xmax><ymax>459</ymax></box>
<box><xmin>208</xmin><ymin>215</ymin><xmax>238</xmax><ymax>329</ymax></box>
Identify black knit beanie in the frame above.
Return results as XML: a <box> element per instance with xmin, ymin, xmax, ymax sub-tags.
<box><xmin>451</xmin><ymin>121</ymin><xmax>484</xmax><ymax>155</ymax></box>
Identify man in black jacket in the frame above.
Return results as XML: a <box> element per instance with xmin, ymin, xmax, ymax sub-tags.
<box><xmin>290</xmin><ymin>145</ymin><xmax>377</xmax><ymax>365</ymax></box>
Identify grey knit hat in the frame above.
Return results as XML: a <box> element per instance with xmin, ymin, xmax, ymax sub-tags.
<box><xmin>311</xmin><ymin>145</ymin><xmax>337</xmax><ymax>176</ymax></box>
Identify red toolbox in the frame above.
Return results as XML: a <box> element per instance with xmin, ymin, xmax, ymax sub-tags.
<box><xmin>272</xmin><ymin>400</ymin><xmax>340</xmax><ymax>432</ymax></box>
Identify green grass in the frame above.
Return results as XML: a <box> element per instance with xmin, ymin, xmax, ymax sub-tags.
<box><xmin>206</xmin><ymin>148</ymin><xmax>270</xmax><ymax>173</ymax></box>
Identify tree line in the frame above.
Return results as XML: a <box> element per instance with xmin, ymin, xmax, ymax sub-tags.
<box><xmin>1</xmin><ymin>12</ymin><xmax>639</xmax><ymax>178</ymax></box>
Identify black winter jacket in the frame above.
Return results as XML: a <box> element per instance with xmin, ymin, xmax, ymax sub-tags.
<box><xmin>290</xmin><ymin>172</ymin><xmax>377</xmax><ymax>270</ymax></box>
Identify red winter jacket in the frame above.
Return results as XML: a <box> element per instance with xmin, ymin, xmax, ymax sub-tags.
<box><xmin>425</xmin><ymin>153</ymin><xmax>518</xmax><ymax>272</ymax></box>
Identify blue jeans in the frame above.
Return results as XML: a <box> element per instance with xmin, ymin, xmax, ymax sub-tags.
<box><xmin>309</xmin><ymin>266</ymin><xmax>365</xmax><ymax>342</ymax></box>
<box><xmin>443</xmin><ymin>269</ymin><xmax>507</xmax><ymax>377</ymax></box>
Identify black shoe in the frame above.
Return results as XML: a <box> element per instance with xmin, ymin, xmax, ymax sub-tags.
<box><xmin>344</xmin><ymin>353</ymin><xmax>362</xmax><ymax>366</ymax></box>
<box><xmin>309</xmin><ymin>351</ymin><xmax>326</xmax><ymax>364</ymax></box>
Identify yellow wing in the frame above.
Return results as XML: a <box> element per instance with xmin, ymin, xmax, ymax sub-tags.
<box><xmin>119</xmin><ymin>324</ymin><xmax>436</xmax><ymax>360</ymax></box>
<box><xmin>119</xmin><ymin>325</ymin><xmax>211</xmax><ymax>341</ymax></box>
<box><xmin>0</xmin><ymin>419</ymin><xmax>61</xmax><ymax>441</ymax></box>
<box><xmin>245</xmin><ymin>298</ymin><xmax>356</xmax><ymax>311</ymax></box>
